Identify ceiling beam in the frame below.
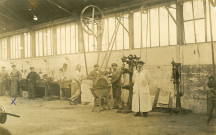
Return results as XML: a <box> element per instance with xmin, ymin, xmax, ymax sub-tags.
<box><xmin>103</xmin><ymin>0</ymin><xmax>176</xmax><ymax>15</ymax></box>
<box><xmin>0</xmin><ymin>0</ymin><xmax>177</xmax><ymax>36</ymax></box>
<box><xmin>1</xmin><ymin>7</ymin><xmax>30</xmax><ymax>27</ymax></box>
<box><xmin>0</xmin><ymin>11</ymin><xmax>24</xmax><ymax>27</ymax></box>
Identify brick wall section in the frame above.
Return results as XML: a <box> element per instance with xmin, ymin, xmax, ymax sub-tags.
<box><xmin>181</xmin><ymin>65</ymin><xmax>213</xmax><ymax>113</ymax></box>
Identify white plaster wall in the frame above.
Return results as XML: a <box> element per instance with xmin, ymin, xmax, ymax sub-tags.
<box><xmin>1</xmin><ymin>42</ymin><xmax>215</xmax><ymax>113</ymax></box>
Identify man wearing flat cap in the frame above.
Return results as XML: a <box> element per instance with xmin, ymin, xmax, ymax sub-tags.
<box><xmin>10</xmin><ymin>65</ymin><xmax>22</xmax><ymax>97</ymax></box>
<box><xmin>0</xmin><ymin>66</ymin><xmax>9</xmax><ymax>96</ymax></box>
<box><xmin>88</xmin><ymin>64</ymin><xmax>101</xmax><ymax>82</ymax></box>
<box><xmin>26</xmin><ymin>67</ymin><xmax>40</xmax><ymax>99</ymax></box>
<box><xmin>132</xmin><ymin>61</ymin><xmax>152</xmax><ymax>117</ymax></box>
<box><xmin>58</xmin><ymin>63</ymin><xmax>71</xmax><ymax>80</ymax></box>
<box><xmin>111</xmin><ymin>63</ymin><xmax>122</xmax><ymax>110</ymax></box>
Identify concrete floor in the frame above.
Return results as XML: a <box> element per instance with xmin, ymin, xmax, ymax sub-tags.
<box><xmin>0</xmin><ymin>96</ymin><xmax>216</xmax><ymax>135</ymax></box>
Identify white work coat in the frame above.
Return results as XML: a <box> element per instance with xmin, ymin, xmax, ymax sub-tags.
<box><xmin>72</xmin><ymin>70</ymin><xmax>83</xmax><ymax>85</ymax></box>
<box><xmin>132</xmin><ymin>69</ymin><xmax>152</xmax><ymax>112</ymax></box>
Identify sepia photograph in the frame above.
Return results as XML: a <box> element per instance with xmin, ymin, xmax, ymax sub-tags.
<box><xmin>0</xmin><ymin>0</ymin><xmax>216</xmax><ymax>134</ymax></box>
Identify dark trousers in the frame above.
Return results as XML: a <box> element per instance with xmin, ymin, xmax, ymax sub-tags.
<box><xmin>1</xmin><ymin>81</ymin><xmax>8</xmax><ymax>96</ymax></box>
<box><xmin>11</xmin><ymin>80</ymin><xmax>18</xmax><ymax>97</ymax></box>
<box><xmin>112</xmin><ymin>85</ymin><xmax>122</xmax><ymax>108</ymax></box>
<box><xmin>28</xmin><ymin>82</ymin><xmax>36</xmax><ymax>99</ymax></box>
<box><xmin>128</xmin><ymin>89</ymin><xmax>133</xmax><ymax>109</ymax></box>
<box><xmin>0</xmin><ymin>82</ymin><xmax>3</xmax><ymax>96</ymax></box>
<box><xmin>70</xmin><ymin>83</ymin><xmax>81</xmax><ymax>103</ymax></box>
<box><xmin>62</xmin><ymin>88</ymin><xmax>71</xmax><ymax>98</ymax></box>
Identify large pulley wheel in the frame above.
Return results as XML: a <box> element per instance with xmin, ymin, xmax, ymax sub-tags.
<box><xmin>80</xmin><ymin>5</ymin><xmax>104</xmax><ymax>36</ymax></box>
<box><xmin>0</xmin><ymin>106</ymin><xmax>7</xmax><ymax>124</ymax></box>
<box><xmin>93</xmin><ymin>77</ymin><xmax>109</xmax><ymax>88</ymax></box>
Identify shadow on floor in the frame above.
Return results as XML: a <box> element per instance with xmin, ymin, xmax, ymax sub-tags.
<box><xmin>0</xmin><ymin>126</ymin><xmax>12</xmax><ymax>135</ymax></box>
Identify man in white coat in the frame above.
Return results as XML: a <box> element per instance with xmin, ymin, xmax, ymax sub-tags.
<box><xmin>132</xmin><ymin>61</ymin><xmax>151</xmax><ymax>117</ymax></box>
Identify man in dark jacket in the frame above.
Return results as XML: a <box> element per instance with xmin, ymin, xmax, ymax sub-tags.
<box><xmin>88</xmin><ymin>64</ymin><xmax>107</xmax><ymax>87</ymax></box>
<box><xmin>88</xmin><ymin>64</ymin><xmax>101</xmax><ymax>82</ymax></box>
<box><xmin>111</xmin><ymin>63</ymin><xmax>122</xmax><ymax>110</ymax></box>
<box><xmin>27</xmin><ymin>67</ymin><xmax>40</xmax><ymax>99</ymax></box>
<box><xmin>10</xmin><ymin>65</ymin><xmax>22</xmax><ymax>97</ymax></box>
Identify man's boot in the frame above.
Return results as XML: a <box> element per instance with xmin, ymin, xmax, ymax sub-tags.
<box><xmin>143</xmin><ymin>112</ymin><xmax>148</xmax><ymax>117</ymax></box>
<box><xmin>134</xmin><ymin>112</ymin><xmax>141</xmax><ymax>116</ymax></box>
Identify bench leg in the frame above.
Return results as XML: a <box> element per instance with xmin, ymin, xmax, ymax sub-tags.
<box><xmin>92</xmin><ymin>98</ymin><xmax>97</xmax><ymax>112</ymax></box>
<box><xmin>98</xmin><ymin>98</ymin><xmax>102</xmax><ymax>112</ymax></box>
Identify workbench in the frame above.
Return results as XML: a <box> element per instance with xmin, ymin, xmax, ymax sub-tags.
<box><xmin>19</xmin><ymin>79</ymin><xmax>71</xmax><ymax>101</ymax></box>
<box><xmin>51</xmin><ymin>80</ymin><xmax>71</xmax><ymax>101</ymax></box>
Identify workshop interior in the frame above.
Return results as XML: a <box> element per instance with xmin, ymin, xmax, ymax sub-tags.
<box><xmin>0</xmin><ymin>0</ymin><xmax>216</xmax><ymax>135</ymax></box>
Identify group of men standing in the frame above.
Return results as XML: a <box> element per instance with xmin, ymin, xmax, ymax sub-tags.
<box><xmin>0</xmin><ymin>65</ymin><xmax>40</xmax><ymax>99</ymax></box>
<box><xmin>0</xmin><ymin>61</ymin><xmax>152</xmax><ymax>117</ymax></box>
<box><xmin>112</xmin><ymin>61</ymin><xmax>152</xmax><ymax>117</ymax></box>
<box><xmin>0</xmin><ymin>65</ymin><xmax>22</xmax><ymax>97</ymax></box>
<box><xmin>86</xmin><ymin>61</ymin><xmax>152</xmax><ymax>117</ymax></box>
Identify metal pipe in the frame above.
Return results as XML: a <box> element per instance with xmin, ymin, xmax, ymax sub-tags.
<box><xmin>140</xmin><ymin>7</ymin><xmax>143</xmax><ymax>58</ymax></box>
<box><xmin>158</xmin><ymin>6</ymin><xmax>161</xmax><ymax>47</ymax></box>
<box><xmin>204</xmin><ymin>0</ymin><xmax>207</xmax><ymax>42</ymax></box>
<box><xmin>116</xmin><ymin>17</ymin><xmax>129</xmax><ymax>34</ymax></box>
<box><xmin>104</xmin><ymin>0</ymin><xmax>176</xmax><ymax>15</ymax></box>
<box><xmin>80</xmin><ymin>24</ymin><xmax>88</xmax><ymax>76</ymax></box>
<box><xmin>168</xmin><ymin>8</ymin><xmax>170</xmax><ymax>46</ymax></box>
<box><xmin>208</xmin><ymin>0</ymin><xmax>216</xmax><ymax>77</ymax></box>
<box><xmin>184</xmin><ymin>17</ymin><xmax>205</xmax><ymax>22</ymax></box>
<box><xmin>191</xmin><ymin>0</ymin><xmax>197</xmax><ymax>43</ymax></box>
<box><xmin>166</xmin><ymin>7</ymin><xmax>180</xmax><ymax>27</ymax></box>
<box><xmin>104</xmin><ymin>18</ymin><xmax>121</xmax><ymax>70</ymax></box>
<box><xmin>99</xmin><ymin>16</ymin><xmax>121</xmax><ymax>71</ymax></box>
<box><xmin>46</xmin><ymin>0</ymin><xmax>74</xmax><ymax>16</ymax></box>
<box><xmin>146</xmin><ymin>10</ymin><xmax>149</xmax><ymax>62</ymax></box>
<box><xmin>166</xmin><ymin>6</ymin><xmax>186</xmax><ymax>45</ymax></box>
<box><xmin>149</xmin><ymin>9</ymin><xmax>152</xmax><ymax>47</ymax></box>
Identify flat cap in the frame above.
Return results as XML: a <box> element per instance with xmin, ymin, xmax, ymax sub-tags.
<box><xmin>59</xmin><ymin>68</ymin><xmax>63</xmax><ymax>72</ymax></box>
<box><xmin>94</xmin><ymin>64</ymin><xmax>99</xmax><ymax>67</ymax></box>
<box><xmin>12</xmin><ymin>65</ymin><xmax>16</xmax><ymax>67</ymax></box>
<box><xmin>30</xmin><ymin>67</ymin><xmax>35</xmax><ymax>69</ymax></box>
<box><xmin>63</xmin><ymin>63</ymin><xmax>67</xmax><ymax>68</ymax></box>
<box><xmin>136</xmin><ymin>61</ymin><xmax>145</xmax><ymax>65</ymax></box>
<box><xmin>111</xmin><ymin>63</ymin><xmax>118</xmax><ymax>67</ymax></box>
